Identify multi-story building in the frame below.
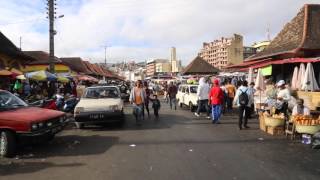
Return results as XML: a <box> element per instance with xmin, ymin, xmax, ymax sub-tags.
<box><xmin>170</xmin><ymin>47</ymin><xmax>181</xmax><ymax>73</ymax></box>
<box><xmin>198</xmin><ymin>34</ymin><xmax>243</xmax><ymax>69</ymax></box>
<box><xmin>146</xmin><ymin>59</ymin><xmax>171</xmax><ymax>77</ymax></box>
<box><xmin>243</xmin><ymin>46</ymin><xmax>257</xmax><ymax>60</ymax></box>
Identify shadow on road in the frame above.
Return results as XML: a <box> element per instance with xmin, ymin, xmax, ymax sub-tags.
<box><xmin>0</xmin><ymin>162</ymin><xmax>84</xmax><ymax>176</ymax></box>
<box><xmin>16</xmin><ymin>135</ymin><xmax>119</xmax><ymax>158</ymax></box>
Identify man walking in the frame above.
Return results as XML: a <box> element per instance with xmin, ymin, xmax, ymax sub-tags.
<box><xmin>129</xmin><ymin>80</ymin><xmax>146</xmax><ymax>125</ymax></box>
<box><xmin>234</xmin><ymin>81</ymin><xmax>253</xmax><ymax>130</ymax></box>
<box><xmin>168</xmin><ymin>82</ymin><xmax>178</xmax><ymax>110</ymax></box>
<box><xmin>225</xmin><ymin>80</ymin><xmax>236</xmax><ymax>112</ymax></box>
<box><xmin>209</xmin><ymin>79</ymin><xmax>224</xmax><ymax>124</ymax></box>
<box><xmin>195</xmin><ymin>77</ymin><xmax>210</xmax><ymax>118</ymax></box>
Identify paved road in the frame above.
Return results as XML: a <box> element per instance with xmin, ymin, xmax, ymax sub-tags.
<box><xmin>1</xmin><ymin>101</ymin><xmax>320</xmax><ymax>180</ymax></box>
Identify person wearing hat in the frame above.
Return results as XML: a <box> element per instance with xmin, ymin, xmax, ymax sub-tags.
<box><xmin>208</xmin><ymin>79</ymin><xmax>224</xmax><ymax>124</ymax></box>
<box><xmin>275</xmin><ymin>80</ymin><xmax>291</xmax><ymax>114</ymax></box>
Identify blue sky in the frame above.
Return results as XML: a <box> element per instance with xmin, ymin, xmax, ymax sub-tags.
<box><xmin>0</xmin><ymin>0</ymin><xmax>319</xmax><ymax>65</ymax></box>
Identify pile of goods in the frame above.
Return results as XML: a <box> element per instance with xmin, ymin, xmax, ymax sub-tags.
<box><xmin>263</xmin><ymin>111</ymin><xmax>285</xmax><ymax>127</ymax></box>
<box><xmin>292</xmin><ymin>115</ymin><xmax>320</xmax><ymax>126</ymax></box>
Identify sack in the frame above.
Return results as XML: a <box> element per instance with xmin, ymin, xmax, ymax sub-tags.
<box><xmin>239</xmin><ymin>89</ymin><xmax>249</xmax><ymax>106</ymax></box>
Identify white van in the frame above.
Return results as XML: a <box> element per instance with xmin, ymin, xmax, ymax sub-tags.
<box><xmin>176</xmin><ymin>84</ymin><xmax>198</xmax><ymax>111</ymax></box>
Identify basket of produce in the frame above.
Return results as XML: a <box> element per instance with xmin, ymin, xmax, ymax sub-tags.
<box><xmin>263</xmin><ymin>112</ymin><xmax>285</xmax><ymax>127</ymax></box>
<box><xmin>293</xmin><ymin>115</ymin><xmax>320</xmax><ymax>134</ymax></box>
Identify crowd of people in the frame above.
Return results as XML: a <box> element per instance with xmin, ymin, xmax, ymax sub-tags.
<box><xmin>129</xmin><ymin>76</ymin><xmax>310</xmax><ymax>130</ymax></box>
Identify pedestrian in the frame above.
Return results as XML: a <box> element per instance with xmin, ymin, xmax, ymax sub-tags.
<box><xmin>194</xmin><ymin>77</ymin><xmax>210</xmax><ymax>118</ymax></box>
<box><xmin>129</xmin><ymin>80</ymin><xmax>146</xmax><ymax>125</ymax></box>
<box><xmin>143</xmin><ymin>81</ymin><xmax>151</xmax><ymax>117</ymax></box>
<box><xmin>220</xmin><ymin>81</ymin><xmax>228</xmax><ymax>114</ymax></box>
<box><xmin>234</xmin><ymin>81</ymin><xmax>253</xmax><ymax>130</ymax></box>
<box><xmin>209</xmin><ymin>79</ymin><xmax>224</xmax><ymax>124</ymax></box>
<box><xmin>163</xmin><ymin>81</ymin><xmax>169</xmax><ymax>103</ymax></box>
<box><xmin>23</xmin><ymin>81</ymin><xmax>31</xmax><ymax>98</ymax></box>
<box><xmin>150</xmin><ymin>94</ymin><xmax>161</xmax><ymax>119</ymax></box>
<box><xmin>225</xmin><ymin>80</ymin><xmax>236</xmax><ymax>112</ymax></box>
<box><xmin>168</xmin><ymin>82</ymin><xmax>178</xmax><ymax>110</ymax></box>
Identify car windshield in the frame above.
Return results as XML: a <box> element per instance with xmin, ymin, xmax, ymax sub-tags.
<box><xmin>190</xmin><ymin>86</ymin><xmax>198</xmax><ymax>93</ymax></box>
<box><xmin>84</xmin><ymin>87</ymin><xmax>120</xmax><ymax>98</ymax></box>
<box><xmin>0</xmin><ymin>91</ymin><xmax>28</xmax><ymax>109</ymax></box>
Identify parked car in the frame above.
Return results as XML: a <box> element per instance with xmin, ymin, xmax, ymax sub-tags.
<box><xmin>74</xmin><ymin>86</ymin><xmax>125</xmax><ymax>128</ymax></box>
<box><xmin>176</xmin><ymin>84</ymin><xmax>198</xmax><ymax>111</ymax></box>
<box><xmin>0</xmin><ymin>90</ymin><xmax>67</xmax><ymax>157</ymax></box>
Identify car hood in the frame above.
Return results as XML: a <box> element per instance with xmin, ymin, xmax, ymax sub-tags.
<box><xmin>0</xmin><ymin>107</ymin><xmax>65</xmax><ymax>123</ymax></box>
<box><xmin>76</xmin><ymin>98</ymin><xmax>123</xmax><ymax>110</ymax></box>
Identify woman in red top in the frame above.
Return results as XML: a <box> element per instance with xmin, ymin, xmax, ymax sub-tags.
<box><xmin>209</xmin><ymin>79</ymin><xmax>224</xmax><ymax>124</ymax></box>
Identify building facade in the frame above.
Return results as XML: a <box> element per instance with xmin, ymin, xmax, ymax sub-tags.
<box><xmin>198</xmin><ymin>34</ymin><xmax>243</xmax><ymax>69</ymax></box>
<box><xmin>146</xmin><ymin>59</ymin><xmax>171</xmax><ymax>77</ymax></box>
<box><xmin>252</xmin><ymin>41</ymin><xmax>271</xmax><ymax>53</ymax></box>
<box><xmin>243</xmin><ymin>46</ymin><xmax>257</xmax><ymax>60</ymax></box>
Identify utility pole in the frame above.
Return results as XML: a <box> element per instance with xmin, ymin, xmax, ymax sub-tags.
<box><xmin>47</xmin><ymin>0</ymin><xmax>56</xmax><ymax>73</ymax></box>
<box><xmin>19</xmin><ymin>36</ymin><xmax>22</xmax><ymax>50</ymax></box>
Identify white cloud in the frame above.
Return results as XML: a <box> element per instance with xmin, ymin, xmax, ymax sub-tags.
<box><xmin>0</xmin><ymin>0</ymin><xmax>319</xmax><ymax>65</ymax></box>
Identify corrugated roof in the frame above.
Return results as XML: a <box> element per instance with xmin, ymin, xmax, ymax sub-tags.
<box><xmin>60</xmin><ymin>57</ymin><xmax>91</xmax><ymax>74</ymax></box>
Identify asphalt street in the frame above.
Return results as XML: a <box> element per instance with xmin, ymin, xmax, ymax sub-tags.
<box><xmin>1</xmin><ymin>101</ymin><xmax>320</xmax><ymax>180</ymax></box>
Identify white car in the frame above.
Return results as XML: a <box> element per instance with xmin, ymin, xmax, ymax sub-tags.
<box><xmin>74</xmin><ymin>86</ymin><xmax>125</xmax><ymax>128</ymax></box>
<box><xmin>176</xmin><ymin>84</ymin><xmax>198</xmax><ymax>111</ymax></box>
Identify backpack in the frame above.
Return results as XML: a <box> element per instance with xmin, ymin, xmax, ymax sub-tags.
<box><xmin>239</xmin><ymin>89</ymin><xmax>249</xmax><ymax>106</ymax></box>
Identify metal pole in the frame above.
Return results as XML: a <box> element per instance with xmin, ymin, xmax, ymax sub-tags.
<box><xmin>48</xmin><ymin>0</ymin><xmax>55</xmax><ymax>73</ymax></box>
<box><xmin>104</xmin><ymin>46</ymin><xmax>107</xmax><ymax>66</ymax></box>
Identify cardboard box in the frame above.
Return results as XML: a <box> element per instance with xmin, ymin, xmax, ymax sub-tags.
<box><xmin>266</xmin><ymin>126</ymin><xmax>284</xmax><ymax>136</ymax></box>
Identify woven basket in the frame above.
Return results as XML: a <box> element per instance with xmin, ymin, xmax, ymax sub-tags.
<box><xmin>295</xmin><ymin>125</ymin><xmax>320</xmax><ymax>135</ymax></box>
<box><xmin>264</xmin><ymin>116</ymin><xmax>285</xmax><ymax>127</ymax></box>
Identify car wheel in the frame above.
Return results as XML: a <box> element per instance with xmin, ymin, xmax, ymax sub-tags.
<box><xmin>189</xmin><ymin>102</ymin><xmax>194</xmax><ymax>112</ymax></box>
<box><xmin>0</xmin><ymin>130</ymin><xmax>16</xmax><ymax>158</ymax></box>
<box><xmin>179</xmin><ymin>102</ymin><xmax>183</xmax><ymax>108</ymax></box>
<box><xmin>75</xmin><ymin>122</ymin><xmax>84</xmax><ymax>129</ymax></box>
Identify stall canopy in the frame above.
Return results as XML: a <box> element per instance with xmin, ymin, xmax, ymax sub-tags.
<box><xmin>182</xmin><ymin>56</ymin><xmax>220</xmax><ymax>75</ymax></box>
<box><xmin>25</xmin><ymin>70</ymin><xmax>57</xmax><ymax>81</ymax></box>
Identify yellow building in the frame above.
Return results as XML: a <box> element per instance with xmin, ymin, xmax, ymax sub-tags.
<box><xmin>252</xmin><ymin>41</ymin><xmax>271</xmax><ymax>53</ymax></box>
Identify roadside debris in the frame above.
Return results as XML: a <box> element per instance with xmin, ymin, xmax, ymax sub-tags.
<box><xmin>130</xmin><ymin>144</ymin><xmax>136</xmax><ymax>147</ymax></box>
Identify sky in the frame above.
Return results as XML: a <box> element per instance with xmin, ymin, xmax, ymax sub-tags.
<box><xmin>0</xmin><ymin>0</ymin><xmax>319</xmax><ymax>65</ymax></box>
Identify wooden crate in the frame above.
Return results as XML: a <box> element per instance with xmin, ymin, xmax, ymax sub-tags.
<box><xmin>266</xmin><ymin>126</ymin><xmax>284</xmax><ymax>136</ymax></box>
<box><xmin>259</xmin><ymin>112</ymin><xmax>267</xmax><ymax>132</ymax></box>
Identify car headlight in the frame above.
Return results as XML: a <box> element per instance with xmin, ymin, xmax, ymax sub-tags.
<box><xmin>75</xmin><ymin>107</ymin><xmax>84</xmax><ymax>114</ymax></box>
<box><xmin>110</xmin><ymin>105</ymin><xmax>119</xmax><ymax>111</ymax></box>
<box><xmin>38</xmin><ymin>122</ymin><xmax>44</xmax><ymax>128</ymax></box>
<box><xmin>31</xmin><ymin>124</ymin><xmax>38</xmax><ymax>130</ymax></box>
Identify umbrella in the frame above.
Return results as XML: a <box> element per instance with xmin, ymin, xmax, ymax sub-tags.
<box><xmin>254</xmin><ymin>68</ymin><xmax>265</xmax><ymax>91</ymax></box>
<box><xmin>247</xmin><ymin>67</ymin><xmax>253</xmax><ymax>84</ymax></box>
<box><xmin>57</xmin><ymin>76</ymin><xmax>70</xmax><ymax>83</ymax></box>
<box><xmin>296</xmin><ymin>63</ymin><xmax>305</xmax><ymax>90</ymax></box>
<box><xmin>291</xmin><ymin>66</ymin><xmax>299</xmax><ymax>90</ymax></box>
<box><xmin>25</xmin><ymin>70</ymin><xmax>57</xmax><ymax>81</ymax></box>
<box><xmin>0</xmin><ymin>69</ymin><xmax>12</xmax><ymax>76</ymax></box>
<box><xmin>16</xmin><ymin>75</ymin><xmax>26</xmax><ymax>80</ymax></box>
<box><xmin>301</xmin><ymin>63</ymin><xmax>319</xmax><ymax>91</ymax></box>
<box><xmin>10</xmin><ymin>68</ymin><xmax>23</xmax><ymax>75</ymax></box>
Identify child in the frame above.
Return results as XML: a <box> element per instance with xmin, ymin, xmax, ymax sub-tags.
<box><xmin>150</xmin><ymin>94</ymin><xmax>161</xmax><ymax>119</ymax></box>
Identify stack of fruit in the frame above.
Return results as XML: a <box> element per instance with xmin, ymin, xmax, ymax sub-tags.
<box><xmin>293</xmin><ymin>115</ymin><xmax>320</xmax><ymax>126</ymax></box>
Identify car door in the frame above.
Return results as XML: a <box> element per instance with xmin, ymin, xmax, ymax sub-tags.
<box><xmin>181</xmin><ymin>86</ymin><xmax>186</xmax><ymax>105</ymax></box>
<box><xmin>185</xmin><ymin>86</ymin><xmax>191</xmax><ymax>105</ymax></box>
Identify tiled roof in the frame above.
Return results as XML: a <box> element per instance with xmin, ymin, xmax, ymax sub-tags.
<box><xmin>182</xmin><ymin>56</ymin><xmax>219</xmax><ymax>75</ymax></box>
<box><xmin>60</xmin><ymin>57</ymin><xmax>90</xmax><ymax>74</ymax></box>
<box><xmin>248</xmin><ymin>4</ymin><xmax>320</xmax><ymax>61</ymax></box>
<box><xmin>23</xmin><ymin>51</ymin><xmax>61</xmax><ymax>65</ymax></box>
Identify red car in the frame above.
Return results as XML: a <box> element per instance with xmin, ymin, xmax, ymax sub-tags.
<box><xmin>0</xmin><ymin>90</ymin><xmax>67</xmax><ymax>157</ymax></box>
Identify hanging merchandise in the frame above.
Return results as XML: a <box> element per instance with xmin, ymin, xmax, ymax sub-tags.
<box><xmin>291</xmin><ymin>66</ymin><xmax>299</xmax><ymax>90</ymax></box>
<box><xmin>296</xmin><ymin>63</ymin><xmax>305</xmax><ymax>90</ymax></box>
<box><xmin>301</xmin><ymin>63</ymin><xmax>319</xmax><ymax>91</ymax></box>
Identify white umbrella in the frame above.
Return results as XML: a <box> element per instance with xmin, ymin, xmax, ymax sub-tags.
<box><xmin>247</xmin><ymin>67</ymin><xmax>253</xmax><ymax>84</ymax></box>
<box><xmin>301</xmin><ymin>63</ymin><xmax>319</xmax><ymax>91</ymax></box>
<box><xmin>254</xmin><ymin>68</ymin><xmax>266</xmax><ymax>91</ymax></box>
<box><xmin>296</xmin><ymin>63</ymin><xmax>305</xmax><ymax>90</ymax></box>
<box><xmin>291</xmin><ymin>66</ymin><xmax>299</xmax><ymax>90</ymax></box>
<box><xmin>16</xmin><ymin>74</ymin><xmax>26</xmax><ymax>80</ymax></box>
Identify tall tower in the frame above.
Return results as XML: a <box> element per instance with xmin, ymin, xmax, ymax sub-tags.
<box><xmin>171</xmin><ymin>47</ymin><xmax>177</xmax><ymax>73</ymax></box>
